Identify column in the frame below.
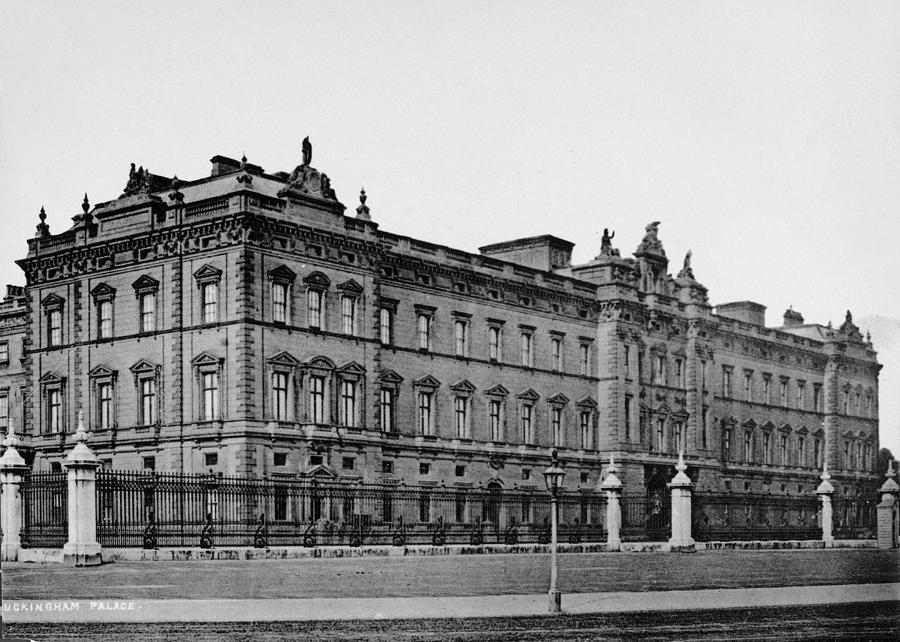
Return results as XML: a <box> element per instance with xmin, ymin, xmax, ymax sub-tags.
<box><xmin>816</xmin><ymin>464</ymin><xmax>835</xmax><ymax>548</ymax></box>
<box><xmin>1</xmin><ymin>420</ymin><xmax>30</xmax><ymax>561</ymax></box>
<box><xmin>876</xmin><ymin>460</ymin><xmax>899</xmax><ymax>550</ymax></box>
<box><xmin>600</xmin><ymin>454</ymin><xmax>623</xmax><ymax>551</ymax></box>
<box><xmin>62</xmin><ymin>412</ymin><xmax>102</xmax><ymax>566</ymax></box>
<box><xmin>668</xmin><ymin>452</ymin><xmax>695</xmax><ymax>551</ymax></box>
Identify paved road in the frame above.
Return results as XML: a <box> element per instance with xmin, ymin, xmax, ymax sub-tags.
<box><xmin>3</xmin><ymin>549</ymin><xmax>898</xmax><ymax>600</ymax></box>
<box><xmin>4</xmin><ymin>602</ymin><xmax>899</xmax><ymax>641</ymax></box>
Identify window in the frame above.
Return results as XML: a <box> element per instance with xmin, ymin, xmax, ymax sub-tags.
<box><xmin>624</xmin><ymin>396</ymin><xmax>632</xmax><ymax>441</ymax></box>
<box><xmin>550</xmin><ymin>338</ymin><xmax>562</xmax><ymax>372</ymax></box>
<box><xmin>272</xmin><ymin>372</ymin><xmax>289</xmax><ymax>421</ymax></box>
<box><xmin>455</xmin><ymin>465</ymin><xmax>465</xmax><ymax>477</ymax></box>
<box><xmin>551</xmin><ymin>407</ymin><xmax>562</xmax><ymax>446</ymax></box>
<box><xmin>813</xmin><ymin>384</ymin><xmax>822</xmax><ymax>412</ymax></box>
<box><xmin>797</xmin><ymin>382</ymin><xmax>805</xmax><ymax>409</ymax></box>
<box><xmin>866</xmin><ymin>395</ymin><xmax>873</xmax><ymax>418</ymax></box>
<box><xmin>520</xmin><ymin>332</ymin><xmax>533</xmax><ymax>367</ymax></box>
<box><xmin>580</xmin><ymin>343</ymin><xmax>591</xmax><ymax>376</ymax></box>
<box><xmin>49</xmin><ymin>309</ymin><xmax>62</xmax><ymax>346</ymax></box>
<box><xmin>309</xmin><ymin>375</ymin><xmax>326</xmax><ymax>424</ymax></box>
<box><xmin>700</xmin><ymin>407</ymin><xmax>709</xmax><ymax>449</ymax></box>
<box><xmin>339</xmin><ymin>380</ymin><xmax>357</xmax><ymax>427</ymax></box>
<box><xmin>656</xmin><ymin>418</ymin><xmax>665</xmax><ymax>452</ymax></box>
<box><xmin>98</xmin><ymin>300</ymin><xmax>113</xmax><ymax>338</ymax></box>
<box><xmin>340</xmin><ymin>295</ymin><xmax>356</xmax><ymax>335</ymax></box>
<box><xmin>856</xmin><ymin>442</ymin><xmax>863</xmax><ymax>469</ymax></box>
<box><xmin>780</xmin><ymin>379</ymin><xmax>789</xmax><ymax>407</ymax></box>
<box><xmin>0</xmin><ymin>341</ymin><xmax>7</xmax><ymax>364</ymax></box>
<box><xmin>654</xmin><ymin>355</ymin><xmax>666</xmax><ymax>385</ymax></box>
<box><xmin>489</xmin><ymin>399</ymin><xmax>503</xmax><ymax>441</ymax></box>
<box><xmin>307</xmin><ymin>290</ymin><xmax>323</xmax><ymax>328</ymax></box>
<box><xmin>140</xmin><ymin>292</ymin><xmax>156</xmax><ymax>332</ymax></box>
<box><xmin>814</xmin><ymin>437</ymin><xmax>822</xmax><ymax>468</ymax></box>
<box><xmin>454</xmin><ymin>320</ymin><xmax>468</xmax><ymax>357</ymax></box>
<box><xmin>417</xmin><ymin>314</ymin><xmax>431</xmax><ymax>350</ymax></box>
<box><xmin>623</xmin><ymin>345</ymin><xmax>630</xmax><ymax>377</ymax></box>
<box><xmin>201</xmin><ymin>282</ymin><xmax>218</xmax><ymax>323</ymax></box>
<box><xmin>722</xmin><ymin>367</ymin><xmax>732</xmax><ymax>397</ymax></box>
<box><xmin>763</xmin><ymin>376</ymin><xmax>771</xmax><ymax>404</ymax></box>
<box><xmin>674</xmin><ymin>422</ymin><xmax>684</xmax><ymax>454</ymax></box>
<box><xmin>0</xmin><ymin>391</ymin><xmax>7</xmax><ymax>430</ymax></box>
<box><xmin>382</xmin><ymin>460</ymin><xmax>394</xmax><ymax>474</ymax></box>
<box><xmin>380</xmin><ymin>388</ymin><xmax>395</xmax><ymax>432</ymax></box>
<box><xmin>580</xmin><ymin>411</ymin><xmax>592</xmax><ymax>449</ymax></box>
<box><xmin>843</xmin><ymin>440</ymin><xmax>850</xmax><ymax>468</ymax></box>
<box><xmin>272</xmin><ymin>282</ymin><xmax>288</xmax><ymax>323</ymax></box>
<box><xmin>142</xmin><ymin>456</ymin><xmax>156</xmax><ymax>470</ymax></box>
<box><xmin>723</xmin><ymin>427</ymin><xmax>732</xmax><ymax>460</ymax></box>
<box><xmin>854</xmin><ymin>392</ymin><xmax>861</xmax><ymax>416</ymax></box>
<box><xmin>419</xmin><ymin>462</ymin><xmax>431</xmax><ymax>476</ymax></box>
<box><xmin>454</xmin><ymin>396</ymin><xmax>469</xmax><ymax>438</ymax></box>
<box><xmin>520</xmin><ymin>403</ymin><xmax>533</xmax><ymax>443</ymax></box>
<box><xmin>675</xmin><ymin>359</ymin><xmax>684</xmax><ymax>388</ymax></box>
<box><xmin>48</xmin><ymin>389</ymin><xmax>62</xmax><ymax>433</ymax></box>
<box><xmin>274</xmin><ymin>452</ymin><xmax>287</xmax><ymax>467</ymax></box>
<box><xmin>379</xmin><ymin>307</ymin><xmax>393</xmax><ymax>344</ymax></box>
<box><xmin>417</xmin><ymin>391</ymin><xmax>434</xmax><ymax>435</ymax></box>
<box><xmin>204</xmin><ymin>452</ymin><xmax>218</xmax><ymax>467</ymax></box>
<box><xmin>700</xmin><ymin>361</ymin><xmax>707</xmax><ymax>390</ymax></box>
<box><xmin>201</xmin><ymin>372</ymin><xmax>219</xmax><ymax>421</ymax></box>
<box><xmin>342</xmin><ymin>457</ymin><xmax>355</xmax><ymax>471</ymax></box>
<box><xmin>140</xmin><ymin>378</ymin><xmax>156</xmax><ymax>425</ymax></box>
<box><xmin>798</xmin><ymin>436</ymin><xmax>806</xmax><ymax>466</ymax></box>
<box><xmin>743</xmin><ymin>372</ymin><xmax>752</xmax><ymax>401</ymax></box>
<box><xmin>488</xmin><ymin>326</ymin><xmax>502</xmax><ymax>361</ymax></box>
<box><xmin>743</xmin><ymin>432</ymin><xmax>752</xmax><ymax>461</ymax></box>
<box><xmin>762</xmin><ymin>432</ymin><xmax>771</xmax><ymax>464</ymax></box>
<box><xmin>521</xmin><ymin>469</ymin><xmax>531</xmax><ymax>480</ymax></box>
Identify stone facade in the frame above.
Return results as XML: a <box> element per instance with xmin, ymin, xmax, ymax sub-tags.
<box><xmin>1</xmin><ymin>145</ymin><xmax>882</xmax><ymax>497</ymax></box>
<box><xmin>0</xmin><ymin>285</ymin><xmax>27</xmax><ymax>459</ymax></box>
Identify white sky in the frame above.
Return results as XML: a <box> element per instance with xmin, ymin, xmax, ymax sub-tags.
<box><xmin>2</xmin><ymin>1</ymin><xmax>898</xmax><ymax>452</ymax></box>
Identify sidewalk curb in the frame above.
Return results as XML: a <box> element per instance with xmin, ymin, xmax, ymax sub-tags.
<box><xmin>3</xmin><ymin>583</ymin><xmax>897</xmax><ymax>623</ymax></box>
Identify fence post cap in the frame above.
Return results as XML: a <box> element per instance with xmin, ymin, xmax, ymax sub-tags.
<box><xmin>668</xmin><ymin>451</ymin><xmax>692</xmax><ymax>487</ymax></box>
<box><xmin>815</xmin><ymin>464</ymin><xmax>834</xmax><ymax>495</ymax></box>
<box><xmin>879</xmin><ymin>459</ymin><xmax>899</xmax><ymax>494</ymax></box>
<box><xmin>65</xmin><ymin>411</ymin><xmax>99</xmax><ymax>466</ymax></box>
<box><xmin>600</xmin><ymin>453</ymin><xmax>623</xmax><ymax>491</ymax></box>
<box><xmin>0</xmin><ymin>419</ymin><xmax>27</xmax><ymax>470</ymax></box>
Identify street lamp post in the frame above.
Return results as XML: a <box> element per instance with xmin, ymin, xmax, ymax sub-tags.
<box><xmin>543</xmin><ymin>449</ymin><xmax>565</xmax><ymax>613</ymax></box>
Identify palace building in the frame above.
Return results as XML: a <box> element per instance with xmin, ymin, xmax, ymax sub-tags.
<box><xmin>0</xmin><ymin>141</ymin><xmax>882</xmax><ymax>498</ymax></box>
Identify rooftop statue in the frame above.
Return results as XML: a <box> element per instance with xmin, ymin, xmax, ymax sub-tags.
<box><xmin>302</xmin><ymin>137</ymin><xmax>312</xmax><ymax>167</ymax></box>
<box><xmin>636</xmin><ymin>221</ymin><xmax>666</xmax><ymax>257</ymax></box>
<box><xmin>677</xmin><ymin>250</ymin><xmax>695</xmax><ymax>279</ymax></box>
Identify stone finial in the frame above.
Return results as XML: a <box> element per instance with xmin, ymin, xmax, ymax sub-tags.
<box><xmin>237</xmin><ymin>154</ymin><xmax>253</xmax><ymax>185</ymax></box>
<box><xmin>67</xmin><ymin>410</ymin><xmax>98</xmax><ymax>464</ymax></box>
<box><xmin>3</xmin><ymin>418</ymin><xmax>19</xmax><ymax>449</ymax></box>
<box><xmin>356</xmin><ymin>188</ymin><xmax>371</xmax><ymax>220</ymax></box>
<box><xmin>670</xmin><ymin>450</ymin><xmax>692</xmax><ymax>486</ymax></box>
<box><xmin>168</xmin><ymin>175</ymin><xmax>184</xmax><ymax>203</ymax></box>
<box><xmin>0</xmin><ymin>419</ymin><xmax>26</xmax><ymax>468</ymax></box>
<box><xmin>600</xmin><ymin>453</ymin><xmax>622</xmax><ymax>490</ymax></box>
<box><xmin>35</xmin><ymin>206</ymin><xmax>50</xmax><ymax>238</ymax></box>
<box><xmin>880</xmin><ymin>458</ymin><xmax>900</xmax><ymax>494</ymax></box>
<box><xmin>82</xmin><ymin>193</ymin><xmax>90</xmax><ymax>215</ymax></box>
<box><xmin>816</xmin><ymin>462</ymin><xmax>834</xmax><ymax>494</ymax></box>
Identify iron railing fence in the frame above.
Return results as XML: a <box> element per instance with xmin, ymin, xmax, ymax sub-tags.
<box><xmin>833</xmin><ymin>495</ymin><xmax>878</xmax><ymax>539</ymax></box>
<box><xmin>20</xmin><ymin>472</ymin><xmax>68</xmax><ymax>548</ymax></box>
<box><xmin>692</xmin><ymin>492</ymin><xmax>821</xmax><ymax>541</ymax></box>
<box><xmin>620</xmin><ymin>493</ymin><xmax>672</xmax><ymax>541</ymax></box>
<box><xmin>95</xmin><ymin>471</ymin><xmax>608</xmax><ymax>549</ymax></box>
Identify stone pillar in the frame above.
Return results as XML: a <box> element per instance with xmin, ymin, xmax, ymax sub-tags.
<box><xmin>1</xmin><ymin>420</ymin><xmax>30</xmax><ymax>561</ymax></box>
<box><xmin>600</xmin><ymin>454</ymin><xmax>623</xmax><ymax>551</ymax></box>
<box><xmin>668</xmin><ymin>452</ymin><xmax>695</xmax><ymax>551</ymax></box>
<box><xmin>62</xmin><ymin>412</ymin><xmax>102</xmax><ymax>566</ymax></box>
<box><xmin>876</xmin><ymin>460</ymin><xmax>899</xmax><ymax>550</ymax></box>
<box><xmin>816</xmin><ymin>464</ymin><xmax>835</xmax><ymax>548</ymax></box>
